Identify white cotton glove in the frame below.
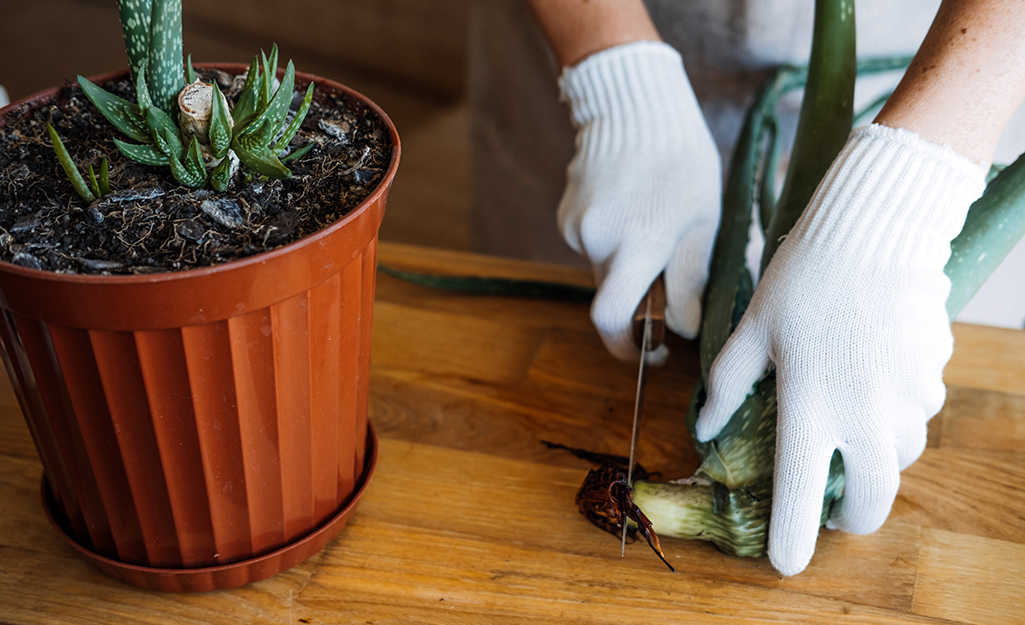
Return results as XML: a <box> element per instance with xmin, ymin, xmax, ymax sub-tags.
<box><xmin>558</xmin><ymin>41</ymin><xmax>721</xmax><ymax>361</ymax></box>
<box><xmin>695</xmin><ymin>124</ymin><xmax>986</xmax><ymax>576</ymax></box>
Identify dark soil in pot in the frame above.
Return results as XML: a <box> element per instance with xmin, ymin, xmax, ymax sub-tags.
<box><xmin>0</xmin><ymin>67</ymin><xmax>392</xmax><ymax>275</ymax></box>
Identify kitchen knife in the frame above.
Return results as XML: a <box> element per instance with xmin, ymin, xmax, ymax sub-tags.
<box><xmin>621</xmin><ymin>274</ymin><xmax>666</xmax><ymax>555</ymax></box>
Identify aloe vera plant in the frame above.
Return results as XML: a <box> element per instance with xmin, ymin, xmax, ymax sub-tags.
<box><xmin>613</xmin><ymin>0</ymin><xmax>1025</xmax><ymax>560</ymax></box>
<box><xmin>62</xmin><ymin>0</ymin><xmax>313</xmax><ymax>193</ymax></box>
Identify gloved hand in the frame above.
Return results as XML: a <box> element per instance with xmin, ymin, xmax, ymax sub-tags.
<box><xmin>557</xmin><ymin>41</ymin><xmax>721</xmax><ymax>361</ymax></box>
<box><xmin>695</xmin><ymin>124</ymin><xmax>985</xmax><ymax>576</ymax></box>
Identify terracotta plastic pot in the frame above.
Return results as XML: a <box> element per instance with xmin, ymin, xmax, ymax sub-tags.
<box><xmin>0</xmin><ymin>67</ymin><xmax>399</xmax><ymax>592</ymax></box>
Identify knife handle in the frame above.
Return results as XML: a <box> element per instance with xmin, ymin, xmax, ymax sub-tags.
<box><xmin>631</xmin><ymin>274</ymin><xmax>666</xmax><ymax>350</ymax></box>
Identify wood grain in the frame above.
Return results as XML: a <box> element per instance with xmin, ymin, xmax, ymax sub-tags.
<box><xmin>0</xmin><ymin>242</ymin><xmax>1022</xmax><ymax>624</ymax></box>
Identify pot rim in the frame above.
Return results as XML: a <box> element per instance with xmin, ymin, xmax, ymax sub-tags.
<box><xmin>0</xmin><ymin>63</ymin><xmax>401</xmax><ymax>286</ymax></box>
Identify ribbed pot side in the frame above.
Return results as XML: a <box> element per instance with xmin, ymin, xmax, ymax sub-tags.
<box><xmin>0</xmin><ymin>67</ymin><xmax>399</xmax><ymax>591</ymax></box>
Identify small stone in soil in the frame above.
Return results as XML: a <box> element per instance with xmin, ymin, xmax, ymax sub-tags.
<box><xmin>175</xmin><ymin>218</ymin><xmax>206</xmax><ymax>242</ymax></box>
<box><xmin>200</xmin><ymin>198</ymin><xmax>244</xmax><ymax>230</ymax></box>
<box><xmin>78</xmin><ymin>258</ymin><xmax>122</xmax><ymax>272</ymax></box>
<box><xmin>11</xmin><ymin>214</ymin><xmax>41</xmax><ymax>233</ymax></box>
<box><xmin>11</xmin><ymin>251</ymin><xmax>43</xmax><ymax>270</ymax></box>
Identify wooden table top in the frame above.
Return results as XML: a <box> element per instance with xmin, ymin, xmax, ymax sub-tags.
<box><xmin>1</xmin><ymin>241</ymin><xmax>1023</xmax><ymax>624</ymax></box>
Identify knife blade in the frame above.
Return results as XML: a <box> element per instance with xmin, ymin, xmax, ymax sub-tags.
<box><xmin>621</xmin><ymin>275</ymin><xmax>666</xmax><ymax>555</ymax></box>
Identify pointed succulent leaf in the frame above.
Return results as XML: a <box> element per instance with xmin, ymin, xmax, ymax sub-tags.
<box><xmin>242</xmin><ymin>55</ymin><xmax>260</xmax><ymax>94</ymax></box>
<box><xmin>168</xmin><ymin>153</ymin><xmax>206</xmax><ymax>188</ymax></box>
<box><xmin>134</xmin><ymin>65</ymin><xmax>153</xmax><ymax>112</ymax></box>
<box><xmin>47</xmin><ymin>124</ymin><xmax>97</xmax><ymax>203</ymax></box>
<box><xmin>87</xmin><ymin>163</ymin><xmax>101</xmax><ymax>198</ymax></box>
<box><xmin>184</xmin><ymin>136</ymin><xmax>207</xmax><ymax>180</ymax></box>
<box><xmin>146</xmin><ymin>0</ymin><xmax>184</xmax><ymax>113</ymax></box>
<box><xmin>209</xmin><ymin>82</ymin><xmax>233</xmax><ymax>158</ymax></box>
<box><xmin>232</xmin><ymin>89</ymin><xmax>257</xmax><ymax>131</ymax></box>
<box><xmin>114</xmin><ymin>138</ymin><xmax>170</xmax><ymax>165</ymax></box>
<box><xmin>233</xmin><ymin>118</ymin><xmax>272</xmax><ymax>155</ymax></box>
<box><xmin>232</xmin><ymin>57</ymin><xmax>261</xmax><ymax>128</ymax></box>
<box><xmin>146</xmin><ymin>105</ymin><xmax>182</xmax><ymax>156</ymax></box>
<box><xmin>239</xmin><ymin>60</ymin><xmax>295</xmax><ymax>146</ymax></box>
<box><xmin>77</xmin><ymin>76</ymin><xmax>149</xmax><ymax>143</ymax></box>
<box><xmin>235</xmin><ymin>143</ymin><xmax>291</xmax><ymax>179</ymax></box>
<box><xmin>274</xmin><ymin>82</ymin><xmax>314</xmax><ymax>153</ymax></box>
<box><xmin>117</xmin><ymin>0</ymin><xmax>153</xmax><ymax>85</ymax></box>
<box><xmin>280</xmin><ymin>141</ymin><xmax>314</xmax><ymax>165</ymax></box>
<box><xmin>98</xmin><ymin>157</ymin><xmax>111</xmax><ymax>196</ymax></box>
<box><xmin>186</xmin><ymin>53</ymin><xmax>196</xmax><ymax>84</ymax></box>
<box><xmin>259</xmin><ymin>45</ymin><xmax>279</xmax><ymax>110</ymax></box>
<box><xmin>209</xmin><ymin>154</ymin><xmax>233</xmax><ymax>191</ymax></box>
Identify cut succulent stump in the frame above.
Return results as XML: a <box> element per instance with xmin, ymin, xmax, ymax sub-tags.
<box><xmin>0</xmin><ymin>68</ymin><xmax>391</xmax><ymax>275</ymax></box>
<box><xmin>572</xmin><ymin>0</ymin><xmax>1025</xmax><ymax>570</ymax></box>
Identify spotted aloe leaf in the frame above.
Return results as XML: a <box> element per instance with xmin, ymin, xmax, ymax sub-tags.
<box><xmin>168</xmin><ymin>136</ymin><xmax>207</xmax><ymax>187</ymax></box>
<box><xmin>77</xmin><ymin>76</ymin><xmax>149</xmax><ymax>143</ymax></box>
<box><xmin>209</xmin><ymin>154</ymin><xmax>233</xmax><ymax>192</ymax></box>
<box><xmin>146</xmin><ymin>106</ymin><xmax>182</xmax><ymax>159</ymax></box>
<box><xmin>209</xmin><ymin>82</ymin><xmax>233</xmax><ymax>159</ymax></box>
<box><xmin>237</xmin><ymin>60</ymin><xmax>296</xmax><ymax>148</ymax></box>
<box><xmin>116</xmin><ymin>0</ymin><xmax>183</xmax><ymax>115</ymax></box>
<box><xmin>259</xmin><ymin>45</ymin><xmax>279</xmax><ymax>112</ymax></box>
<box><xmin>235</xmin><ymin>143</ymin><xmax>291</xmax><ymax>179</ymax></box>
<box><xmin>114</xmin><ymin>138</ymin><xmax>169</xmax><ymax>166</ymax></box>
<box><xmin>145</xmin><ymin>0</ymin><xmax>184</xmax><ymax>113</ymax></box>
<box><xmin>117</xmin><ymin>0</ymin><xmax>153</xmax><ymax>87</ymax></box>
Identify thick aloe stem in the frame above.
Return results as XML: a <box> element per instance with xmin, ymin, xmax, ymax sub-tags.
<box><xmin>117</xmin><ymin>0</ymin><xmax>183</xmax><ymax>114</ymax></box>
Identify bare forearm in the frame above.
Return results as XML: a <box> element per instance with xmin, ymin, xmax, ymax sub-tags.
<box><xmin>524</xmin><ymin>0</ymin><xmax>661</xmax><ymax>67</ymax></box>
<box><xmin>875</xmin><ymin>0</ymin><xmax>1025</xmax><ymax>168</ymax></box>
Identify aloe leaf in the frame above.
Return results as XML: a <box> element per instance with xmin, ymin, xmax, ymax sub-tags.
<box><xmin>146</xmin><ymin>106</ymin><xmax>182</xmax><ymax>157</ymax></box>
<box><xmin>260</xmin><ymin>44</ymin><xmax>279</xmax><ymax>110</ymax></box>
<box><xmin>114</xmin><ymin>138</ymin><xmax>170</xmax><ymax>165</ymax></box>
<box><xmin>183</xmin><ymin>136</ymin><xmax>207</xmax><ymax>181</ymax></box>
<box><xmin>87</xmin><ymin>163</ymin><xmax>101</xmax><ymax>198</ymax></box>
<box><xmin>209</xmin><ymin>82</ymin><xmax>233</xmax><ymax>158</ymax></box>
<box><xmin>280</xmin><ymin>141</ymin><xmax>315</xmax><ymax>164</ymax></box>
<box><xmin>209</xmin><ymin>155</ymin><xmax>233</xmax><ymax>192</ymax></box>
<box><xmin>117</xmin><ymin>0</ymin><xmax>153</xmax><ymax>85</ymax></box>
<box><xmin>185</xmin><ymin>53</ymin><xmax>196</xmax><ymax>84</ymax></box>
<box><xmin>759</xmin><ymin>0</ymin><xmax>856</xmax><ymax>271</ymax></box>
<box><xmin>47</xmin><ymin>124</ymin><xmax>96</xmax><ymax>203</ymax></box>
<box><xmin>232</xmin><ymin>58</ymin><xmax>261</xmax><ymax>129</ymax></box>
<box><xmin>234</xmin><ymin>144</ymin><xmax>291</xmax><ymax>179</ymax></box>
<box><xmin>758</xmin><ymin>116</ymin><xmax>782</xmax><ymax>238</ymax></box>
<box><xmin>946</xmin><ymin>152</ymin><xmax>1025</xmax><ymax>318</ymax></box>
<box><xmin>240</xmin><ymin>60</ymin><xmax>295</xmax><ymax>147</ymax></box>
<box><xmin>146</xmin><ymin>0</ymin><xmax>184</xmax><ymax>113</ymax></box>
<box><xmin>98</xmin><ymin>157</ymin><xmax>111</xmax><ymax>196</ymax></box>
<box><xmin>134</xmin><ymin>65</ymin><xmax>153</xmax><ymax>112</ymax></box>
<box><xmin>167</xmin><ymin>138</ymin><xmax>207</xmax><ymax>188</ymax></box>
<box><xmin>77</xmin><ymin>76</ymin><xmax>149</xmax><ymax>144</ymax></box>
<box><xmin>274</xmin><ymin>82</ymin><xmax>314</xmax><ymax>153</ymax></box>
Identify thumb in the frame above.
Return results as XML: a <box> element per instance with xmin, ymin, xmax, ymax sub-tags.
<box><xmin>696</xmin><ymin>322</ymin><xmax>771</xmax><ymax>442</ymax></box>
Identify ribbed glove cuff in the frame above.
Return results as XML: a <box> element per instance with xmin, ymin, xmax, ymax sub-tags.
<box><xmin>558</xmin><ymin>41</ymin><xmax>703</xmax><ymax>153</ymax></box>
<box><xmin>794</xmin><ymin>124</ymin><xmax>986</xmax><ymax>267</ymax></box>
